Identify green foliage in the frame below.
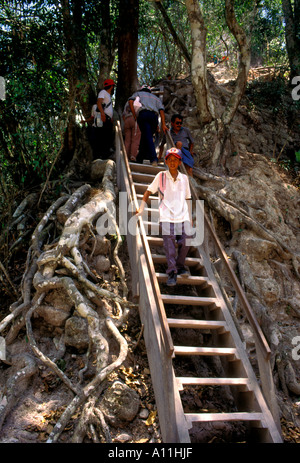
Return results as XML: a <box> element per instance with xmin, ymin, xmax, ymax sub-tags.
<box><xmin>246</xmin><ymin>75</ymin><xmax>291</xmax><ymax>115</ymax></box>
<box><xmin>251</xmin><ymin>0</ymin><xmax>286</xmax><ymax>66</ymax></box>
<box><xmin>0</xmin><ymin>0</ymin><xmax>294</xmax><ymax>199</ymax></box>
<box><xmin>0</xmin><ymin>0</ymin><xmax>68</xmax><ymax>189</ymax></box>
<box><xmin>138</xmin><ymin>0</ymin><xmax>191</xmax><ymax>83</ymax></box>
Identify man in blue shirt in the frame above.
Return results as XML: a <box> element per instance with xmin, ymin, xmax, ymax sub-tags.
<box><xmin>159</xmin><ymin>114</ymin><xmax>195</xmax><ymax>176</ymax></box>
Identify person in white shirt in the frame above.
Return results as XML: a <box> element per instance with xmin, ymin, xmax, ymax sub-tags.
<box><xmin>96</xmin><ymin>78</ymin><xmax>115</xmax><ymax>159</ymax></box>
<box><xmin>136</xmin><ymin>147</ymin><xmax>192</xmax><ymax>286</ymax></box>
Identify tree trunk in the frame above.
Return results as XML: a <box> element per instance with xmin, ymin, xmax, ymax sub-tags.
<box><xmin>154</xmin><ymin>1</ymin><xmax>191</xmax><ymax>67</ymax></box>
<box><xmin>96</xmin><ymin>0</ymin><xmax>118</xmax><ymax>91</ymax></box>
<box><xmin>185</xmin><ymin>0</ymin><xmax>215</xmax><ymax>125</ymax></box>
<box><xmin>61</xmin><ymin>0</ymin><xmax>77</xmax><ymax>153</ymax></box>
<box><xmin>115</xmin><ymin>0</ymin><xmax>140</xmax><ymax>115</ymax></box>
<box><xmin>72</xmin><ymin>0</ymin><xmax>97</xmax><ymax>119</ymax></box>
<box><xmin>222</xmin><ymin>0</ymin><xmax>253</xmax><ymax>126</ymax></box>
<box><xmin>185</xmin><ymin>0</ymin><xmax>255</xmax><ymax>169</ymax></box>
<box><xmin>282</xmin><ymin>0</ymin><xmax>300</xmax><ymax>81</ymax></box>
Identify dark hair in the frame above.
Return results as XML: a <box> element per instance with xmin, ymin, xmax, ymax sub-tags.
<box><xmin>171</xmin><ymin>113</ymin><xmax>183</xmax><ymax>123</ymax></box>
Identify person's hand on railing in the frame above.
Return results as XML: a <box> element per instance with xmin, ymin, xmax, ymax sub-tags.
<box><xmin>136</xmin><ymin>193</ymin><xmax>151</xmax><ymax>216</ymax></box>
<box><xmin>136</xmin><ymin>200</ymin><xmax>146</xmax><ymax>216</ymax></box>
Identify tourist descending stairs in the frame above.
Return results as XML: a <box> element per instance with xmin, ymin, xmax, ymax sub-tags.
<box><xmin>115</xmin><ymin>121</ymin><xmax>282</xmax><ymax>443</ymax></box>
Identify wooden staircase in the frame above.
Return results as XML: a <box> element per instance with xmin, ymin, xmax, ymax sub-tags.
<box><xmin>115</xmin><ymin>123</ymin><xmax>282</xmax><ymax>443</ymax></box>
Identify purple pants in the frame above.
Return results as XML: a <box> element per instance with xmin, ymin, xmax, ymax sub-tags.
<box><xmin>161</xmin><ymin>222</ymin><xmax>191</xmax><ymax>275</ymax></box>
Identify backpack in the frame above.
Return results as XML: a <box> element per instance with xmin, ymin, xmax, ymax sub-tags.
<box><xmin>133</xmin><ymin>96</ymin><xmax>142</xmax><ymax>114</ymax></box>
<box><xmin>94</xmin><ymin>107</ymin><xmax>103</xmax><ymax>127</ymax></box>
<box><xmin>94</xmin><ymin>100</ymin><xmax>113</xmax><ymax>127</ymax></box>
<box><xmin>158</xmin><ymin>171</ymin><xmax>166</xmax><ymax>204</ymax></box>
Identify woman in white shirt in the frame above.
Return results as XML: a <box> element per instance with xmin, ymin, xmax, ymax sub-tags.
<box><xmin>95</xmin><ymin>79</ymin><xmax>115</xmax><ymax>159</ymax></box>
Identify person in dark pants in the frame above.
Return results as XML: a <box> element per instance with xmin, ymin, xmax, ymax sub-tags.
<box><xmin>128</xmin><ymin>85</ymin><xmax>167</xmax><ymax>165</ymax></box>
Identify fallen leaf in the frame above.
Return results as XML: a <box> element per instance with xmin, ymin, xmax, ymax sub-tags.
<box><xmin>145</xmin><ymin>410</ymin><xmax>157</xmax><ymax>426</ymax></box>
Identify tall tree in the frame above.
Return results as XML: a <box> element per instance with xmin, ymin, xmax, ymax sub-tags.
<box><xmin>96</xmin><ymin>0</ymin><xmax>118</xmax><ymax>90</ymax></box>
<box><xmin>184</xmin><ymin>0</ymin><xmax>215</xmax><ymax>125</ymax></box>
<box><xmin>222</xmin><ymin>0</ymin><xmax>255</xmax><ymax>125</ymax></box>
<box><xmin>153</xmin><ymin>0</ymin><xmax>191</xmax><ymax>66</ymax></box>
<box><xmin>115</xmin><ymin>0</ymin><xmax>140</xmax><ymax>114</ymax></box>
<box><xmin>281</xmin><ymin>0</ymin><xmax>300</xmax><ymax>80</ymax></box>
<box><xmin>184</xmin><ymin>0</ymin><xmax>257</xmax><ymax>167</ymax></box>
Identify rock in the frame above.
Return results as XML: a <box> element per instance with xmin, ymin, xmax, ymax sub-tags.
<box><xmin>139</xmin><ymin>408</ymin><xmax>149</xmax><ymax>419</ymax></box>
<box><xmin>101</xmin><ymin>381</ymin><xmax>140</xmax><ymax>427</ymax></box>
<box><xmin>91</xmin><ymin>235</ymin><xmax>111</xmax><ymax>256</ymax></box>
<box><xmin>260</xmin><ymin>278</ymin><xmax>280</xmax><ymax>304</ymax></box>
<box><xmin>95</xmin><ymin>254</ymin><xmax>111</xmax><ymax>273</ymax></box>
<box><xmin>35</xmin><ymin>305</ymin><xmax>70</xmax><ymax>327</ymax></box>
<box><xmin>114</xmin><ymin>432</ymin><xmax>132</xmax><ymax>443</ymax></box>
<box><xmin>64</xmin><ymin>316</ymin><xmax>89</xmax><ymax>351</ymax></box>
<box><xmin>239</xmin><ymin>236</ymin><xmax>277</xmax><ymax>262</ymax></box>
<box><xmin>240</xmin><ymin>323</ymin><xmax>255</xmax><ymax>349</ymax></box>
<box><xmin>238</xmin><ymin>133</ymin><xmax>251</xmax><ymax>146</ymax></box>
<box><xmin>225</xmin><ymin>153</ymin><xmax>242</xmax><ymax>175</ymax></box>
<box><xmin>90</xmin><ymin>159</ymin><xmax>109</xmax><ymax>180</ymax></box>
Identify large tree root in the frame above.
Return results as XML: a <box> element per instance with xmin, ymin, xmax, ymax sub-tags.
<box><xmin>0</xmin><ymin>353</ymin><xmax>37</xmax><ymax>430</ymax></box>
<box><xmin>0</xmin><ymin>159</ymin><xmax>134</xmax><ymax>442</ymax></box>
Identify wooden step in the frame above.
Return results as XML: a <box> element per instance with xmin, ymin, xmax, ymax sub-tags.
<box><xmin>148</xmin><ymin>237</ymin><xmax>184</xmax><ymax>247</ymax></box>
<box><xmin>132</xmin><ymin>172</ymin><xmax>156</xmax><ymax>184</ymax></box>
<box><xmin>129</xmin><ymin>162</ymin><xmax>165</xmax><ymax>174</ymax></box>
<box><xmin>142</xmin><ymin>220</ymin><xmax>160</xmax><ymax>227</ymax></box>
<box><xmin>152</xmin><ymin>254</ymin><xmax>203</xmax><ymax>268</ymax></box>
<box><xmin>174</xmin><ymin>346</ymin><xmax>239</xmax><ymax>358</ymax></box>
<box><xmin>136</xmin><ymin>193</ymin><xmax>158</xmax><ymax>203</ymax></box>
<box><xmin>176</xmin><ymin>377</ymin><xmax>250</xmax><ymax>388</ymax></box>
<box><xmin>141</xmin><ymin>220</ymin><xmax>160</xmax><ymax>235</ymax></box>
<box><xmin>157</xmin><ymin>273</ymin><xmax>210</xmax><ymax>287</ymax></box>
<box><xmin>185</xmin><ymin>412</ymin><xmax>264</xmax><ymax>423</ymax></box>
<box><xmin>147</xmin><ymin>237</ymin><xmax>163</xmax><ymax>245</ymax></box>
<box><xmin>133</xmin><ymin>182</ymin><xmax>151</xmax><ymax>193</ymax></box>
<box><xmin>161</xmin><ymin>294</ymin><xmax>218</xmax><ymax>307</ymax></box>
<box><xmin>144</xmin><ymin>207</ymin><xmax>159</xmax><ymax>215</ymax></box>
<box><xmin>167</xmin><ymin>318</ymin><xmax>227</xmax><ymax>332</ymax></box>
